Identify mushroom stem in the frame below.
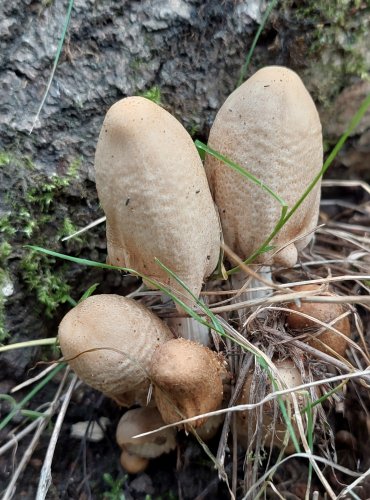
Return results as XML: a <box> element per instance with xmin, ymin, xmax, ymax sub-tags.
<box><xmin>159</xmin><ymin>291</ymin><xmax>210</xmax><ymax>345</ymax></box>
<box><xmin>165</xmin><ymin>317</ymin><xmax>210</xmax><ymax>346</ymax></box>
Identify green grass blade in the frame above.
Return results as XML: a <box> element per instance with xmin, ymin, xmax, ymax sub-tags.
<box><xmin>26</xmin><ymin>245</ymin><xmax>209</xmax><ymax>328</ymax></box>
<box><xmin>283</xmin><ymin>92</ymin><xmax>370</xmax><ymax>226</ymax></box>
<box><xmin>154</xmin><ymin>258</ymin><xmax>226</xmax><ymax>336</ymax></box>
<box><xmin>29</xmin><ymin>0</ymin><xmax>74</xmax><ymax>133</ymax></box>
<box><xmin>0</xmin><ymin>337</ymin><xmax>57</xmax><ymax>353</ymax></box>
<box><xmin>237</xmin><ymin>0</ymin><xmax>279</xmax><ymax>87</ymax></box>
<box><xmin>79</xmin><ymin>283</ymin><xmax>100</xmax><ymax>302</ymax></box>
<box><xmin>195</xmin><ymin>141</ymin><xmax>288</xmax><ymax>209</ymax></box>
<box><xmin>0</xmin><ymin>362</ymin><xmax>65</xmax><ymax>431</ymax></box>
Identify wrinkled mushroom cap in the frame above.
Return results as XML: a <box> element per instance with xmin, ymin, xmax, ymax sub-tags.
<box><xmin>116</xmin><ymin>407</ymin><xmax>176</xmax><ymax>459</ymax></box>
<box><xmin>149</xmin><ymin>338</ymin><xmax>227</xmax><ymax>428</ymax></box>
<box><xmin>285</xmin><ymin>284</ymin><xmax>351</xmax><ymax>357</ymax></box>
<box><xmin>236</xmin><ymin>359</ymin><xmax>303</xmax><ymax>453</ymax></box>
<box><xmin>95</xmin><ymin>96</ymin><xmax>220</xmax><ymax>310</ymax></box>
<box><xmin>205</xmin><ymin>66</ymin><xmax>323</xmax><ymax>267</ymax></box>
<box><xmin>58</xmin><ymin>294</ymin><xmax>173</xmax><ymax>406</ymax></box>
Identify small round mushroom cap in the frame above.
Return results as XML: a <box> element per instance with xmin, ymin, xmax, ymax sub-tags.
<box><xmin>116</xmin><ymin>407</ymin><xmax>176</xmax><ymax>459</ymax></box>
<box><xmin>205</xmin><ymin>66</ymin><xmax>323</xmax><ymax>267</ymax></box>
<box><xmin>120</xmin><ymin>449</ymin><xmax>149</xmax><ymax>474</ymax></box>
<box><xmin>58</xmin><ymin>294</ymin><xmax>173</xmax><ymax>406</ymax></box>
<box><xmin>95</xmin><ymin>96</ymin><xmax>220</xmax><ymax>311</ymax></box>
<box><xmin>236</xmin><ymin>359</ymin><xmax>303</xmax><ymax>453</ymax></box>
<box><xmin>149</xmin><ymin>338</ymin><xmax>226</xmax><ymax>428</ymax></box>
<box><xmin>285</xmin><ymin>284</ymin><xmax>351</xmax><ymax>357</ymax></box>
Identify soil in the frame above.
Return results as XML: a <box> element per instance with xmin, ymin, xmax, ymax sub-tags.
<box><xmin>1</xmin><ymin>1</ymin><xmax>370</xmax><ymax>499</ymax></box>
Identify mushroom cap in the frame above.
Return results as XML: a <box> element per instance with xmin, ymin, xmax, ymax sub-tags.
<box><xmin>58</xmin><ymin>294</ymin><xmax>173</xmax><ymax>406</ymax></box>
<box><xmin>149</xmin><ymin>338</ymin><xmax>226</xmax><ymax>428</ymax></box>
<box><xmin>116</xmin><ymin>407</ymin><xmax>176</xmax><ymax>459</ymax></box>
<box><xmin>285</xmin><ymin>284</ymin><xmax>351</xmax><ymax>357</ymax></box>
<box><xmin>95</xmin><ymin>96</ymin><xmax>220</xmax><ymax>310</ymax></box>
<box><xmin>120</xmin><ymin>449</ymin><xmax>149</xmax><ymax>474</ymax></box>
<box><xmin>236</xmin><ymin>359</ymin><xmax>303</xmax><ymax>453</ymax></box>
<box><xmin>205</xmin><ymin>66</ymin><xmax>323</xmax><ymax>267</ymax></box>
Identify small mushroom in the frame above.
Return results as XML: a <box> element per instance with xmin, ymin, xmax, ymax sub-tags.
<box><xmin>95</xmin><ymin>96</ymin><xmax>220</xmax><ymax>311</ymax></box>
<box><xmin>285</xmin><ymin>284</ymin><xmax>351</xmax><ymax>357</ymax></box>
<box><xmin>236</xmin><ymin>359</ymin><xmax>304</xmax><ymax>453</ymax></box>
<box><xmin>149</xmin><ymin>338</ymin><xmax>227</xmax><ymax>428</ymax></box>
<box><xmin>116</xmin><ymin>407</ymin><xmax>176</xmax><ymax>473</ymax></box>
<box><xmin>58</xmin><ymin>294</ymin><xmax>173</xmax><ymax>406</ymax></box>
<box><xmin>205</xmin><ymin>66</ymin><xmax>323</xmax><ymax>268</ymax></box>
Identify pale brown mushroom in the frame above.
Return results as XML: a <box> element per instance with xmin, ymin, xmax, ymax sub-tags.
<box><xmin>94</xmin><ymin>96</ymin><xmax>220</xmax><ymax>312</ymax></box>
<box><xmin>205</xmin><ymin>66</ymin><xmax>323</xmax><ymax>268</ymax></box>
<box><xmin>149</xmin><ymin>338</ymin><xmax>227</xmax><ymax>428</ymax></box>
<box><xmin>116</xmin><ymin>407</ymin><xmax>176</xmax><ymax>473</ymax></box>
<box><xmin>58</xmin><ymin>294</ymin><xmax>173</xmax><ymax>406</ymax></box>
<box><xmin>285</xmin><ymin>284</ymin><xmax>351</xmax><ymax>357</ymax></box>
<box><xmin>236</xmin><ymin>359</ymin><xmax>304</xmax><ymax>453</ymax></box>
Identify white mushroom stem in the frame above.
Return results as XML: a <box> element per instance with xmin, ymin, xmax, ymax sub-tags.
<box><xmin>160</xmin><ymin>292</ymin><xmax>210</xmax><ymax>345</ymax></box>
<box><xmin>231</xmin><ymin>266</ymin><xmax>273</xmax><ymax>302</ymax></box>
<box><xmin>165</xmin><ymin>317</ymin><xmax>210</xmax><ymax>346</ymax></box>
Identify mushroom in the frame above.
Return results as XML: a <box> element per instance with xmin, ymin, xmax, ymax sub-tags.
<box><xmin>236</xmin><ymin>359</ymin><xmax>304</xmax><ymax>453</ymax></box>
<box><xmin>205</xmin><ymin>66</ymin><xmax>323</xmax><ymax>269</ymax></box>
<box><xmin>149</xmin><ymin>338</ymin><xmax>227</xmax><ymax>428</ymax></box>
<box><xmin>58</xmin><ymin>294</ymin><xmax>173</xmax><ymax>406</ymax></box>
<box><xmin>285</xmin><ymin>284</ymin><xmax>351</xmax><ymax>357</ymax></box>
<box><xmin>116</xmin><ymin>407</ymin><xmax>176</xmax><ymax>473</ymax></box>
<box><xmin>94</xmin><ymin>96</ymin><xmax>220</xmax><ymax>313</ymax></box>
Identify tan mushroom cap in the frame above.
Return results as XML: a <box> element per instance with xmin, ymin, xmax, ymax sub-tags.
<box><xmin>95</xmin><ymin>96</ymin><xmax>220</xmax><ymax>310</ymax></box>
<box><xmin>58</xmin><ymin>294</ymin><xmax>173</xmax><ymax>406</ymax></box>
<box><xmin>116</xmin><ymin>407</ymin><xmax>176</xmax><ymax>458</ymax></box>
<box><xmin>149</xmin><ymin>338</ymin><xmax>227</xmax><ymax>428</ymax></box>
<box><xmin>285</xmin><ymin>284</ymin><xmax>351</xmax><ymax>357</ymax></box>
<box><xmin>236</xmin><ymin>359</ymin><xmax>304</xmax><ymax>453</ymax></box>
<box><xmin>120</xmin><ymin>450</ymin><xmax>149</xmax><ymax>474</ymax></box>
<box><xmin>205</xmin><ymin>66</ymin><xmax>323</xmax><ymax>267</ymax></box>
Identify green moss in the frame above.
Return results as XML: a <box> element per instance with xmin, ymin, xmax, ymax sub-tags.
<box><xmin>140</xmin><ymin>85</ymin><xmax>162</xmax><ymax>105</ymax></box>
<box><xmin>289</xmin><ymin>0</ymin><xmax>370</xmax><ymax>105</ymax></box>
<box><xmin>21</xmin><ymin>251</ymin><xmax>71</xmax><ymax>317</ymax></box>
<box><xmin>1</xmin><ymin>151</ymin><xmax>82</xmax><ymax>323</ymax></box>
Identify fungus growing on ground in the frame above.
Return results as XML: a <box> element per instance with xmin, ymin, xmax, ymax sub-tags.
<box><xmin>149</xmin><ymin>338</ymin><xmax>227</xmax><ymax>428</ymax></box>
<box><xmin>205</xmin><ymin>66</ymin><xmax>323</xmax><ymax>269</ymax></box>
<box><xmin>116</xmin><ymin>407</ymin><xmax>176</xmax><ymax>473</ymax></box>
<box><xmin>285</xmin><ymin>284</ymin><xmax>351</xmax><ymax>357</ymax></box>
<box><xmin>94</xmin><ymin>96</ymin><xmax>220</xmax><ymax>312</ymax></box>
<box><xmin>58</xmin><ymin>294</ymin><xmax>173</xmax><ymax>406</ymax></box>
<box><xmin>236</xmin><ymin>359</ymin><xmax>304</xmax><ymax>453</ymax></box>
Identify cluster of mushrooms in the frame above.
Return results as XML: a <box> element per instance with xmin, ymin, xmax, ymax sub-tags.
<box><xmin>59</xmin><ymin>66</ymin><xmax>351</xmax><ymax>473</ymax></box>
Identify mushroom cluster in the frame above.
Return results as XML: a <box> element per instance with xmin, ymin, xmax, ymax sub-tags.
<box><xmin>58</xmin><ymin>65</ymin><xmax>352</xmax><ymax>471</ymax></box>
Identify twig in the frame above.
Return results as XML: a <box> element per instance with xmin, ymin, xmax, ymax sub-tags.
<box><xmin>36</xmin><ymin>372</ymin><xmax>77</xmax><ymax>500</ymax></box>
<box><xmin>61</xmin><ymin>216</ymin><xmax>106</xmax><ymax>241</ymax></box>
<box><xmin>2</xmin><ymin>367</ymin><xmax>69</xmax><ymax>500</ymax></box>
<box><xmin>11</xmin><ymin>363</ymin><xmax>59</xmax><ymax>393</ymax></box>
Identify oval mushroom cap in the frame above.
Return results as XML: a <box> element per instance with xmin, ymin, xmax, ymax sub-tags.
<box><xmin>120</xmin><ymin>450</ymin><xmax>149</xmax><ymax>474</ymax></box>
<box><xmin>95</xmin><ymin>96</ymin><xmax>220</xmax><ymax>310</ymax></box>
<box><xmin>285</xmin><ymin>284</ymin><xmax>351</xmax><ymax>357</ymax></box>
<box><xmin>149</xmin><ymin>338</ymin><xmax>226</xmax><ymax>428</ymax></box>
<box><xmin>58</xmin><ymin>294</ymin><xmax>173</xmax><ymax>406</ymax></box>
<box><xmin>236</xmin><ymin>359</ymin><xmax>304</xmax><ymax>453</ymax></box>
<box><xmin>116</xmin><ymin>407</ymin><xmax>176</xmax><ymax>459</ymax></box>
<box><xmin>205</xmin><ymin>65</ymin><xmax>323</xmax><ymax>267</ymax></box>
